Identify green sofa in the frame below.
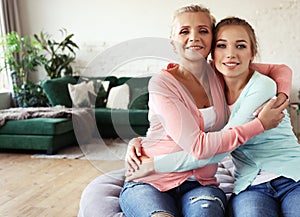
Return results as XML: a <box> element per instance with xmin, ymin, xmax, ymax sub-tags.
<box><xmin>0</xmin><ymin>75</ymin><xmax>150</xmax><ymax>154</ymax></box>
<box><xmin>0</xmin><ymin>118</ymin><xmax>76</xmax><ymax>154</ymax></box>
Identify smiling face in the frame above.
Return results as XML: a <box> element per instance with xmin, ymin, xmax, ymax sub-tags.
<box><xmin>171</xmin><ymin>12</ymin><xmax>213</xmax><ymax>61</ymax></box>
<box><xmin>213</xmin><ymin>25</ymin><xmax>254</xmax><ymax>79</ymax></box>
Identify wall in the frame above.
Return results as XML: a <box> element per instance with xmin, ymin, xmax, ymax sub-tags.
<box><xmin>19</xmin><ymin>0</ymin><xmax>300</xmax><ymax>128</ymax></box>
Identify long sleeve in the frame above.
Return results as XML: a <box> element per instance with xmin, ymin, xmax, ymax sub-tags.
<box><xmin>251</xmin><ymin>63</ymin><xmax>292</xmax><ymax>96</ymax></box>
<box><xmin>154</xmin><ymin>151</ymin><xmax>228</xmax><ymax>172</ymax></box>
<box><xmin>223</xmin><ymin>72</ymin><xmax>276</xmax><ymax>129</ymax></box>
<box><xmin>149</xmin><ymin>81</ymin><xmax>264</xmax><ymax>160</ymax></box>
<box><xmin>154</xmin><ymin>72</ymin><xmax>275</xmax><ymax>173</ymax></box>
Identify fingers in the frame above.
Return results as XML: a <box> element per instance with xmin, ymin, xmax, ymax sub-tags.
<box><xmin>125</xmin><ymin>150</ymin><xmax>141</xmax><ymax>172</ymax></box>
<box><xmin>277</xmin><ymin>99</ymin><xmax>289</xmax><ymax>111</ymax></box>
<box><xmin>125</xmin><ymin>137</ymin><xmax>144</xmax><ymax>175</ymax></box>
<box><xmin>125</xmin><ymin>156</ymin><xmax>154</xmax><ymax>181</ymax></box>
<box><xmin>125</xmin><ymin>146</ymin><xmax>140</xmax><ymax>171</ymax></box>
<box><xmin>253</xmin><ymin>105</ymin><xmax>263</xmax><ymax>117</ymax></box>
<box><xmin>273</xmin><ymin>93</ymin><xmax>288</xmax><ymax>108</ymax></box>
<box><xmin>275</xmin><ymin>99</ymin><xmax>289</xmax><ymax>123</ymax></box>
<box><xmin>125</xmin><ymin>171</ymin><xmax>135</xmax><ymax>181</ymax></box>
<box><xmin>135</xmin><ymin>146</ymin><xmax>142</xmax><ymax>157</ymax></box>
<box><xmin>264</xmin><ymin>96</ymin><xmax>277</xmax><ymax>109</ymax></box>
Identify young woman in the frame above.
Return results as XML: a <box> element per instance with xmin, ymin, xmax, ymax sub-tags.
<box><xmin>120</xmin><ymin>5</ymin><xmax>290</xmax><ymax>217</ymax></box>
<box><xmin>214</xmin><ymin>17</ymin><xmax>300</xmax><ymax>217</ymax></box>
<box><xmin>126</xmin><ymin>16</ymin><xmax>300</xmax><ymax>217</ymax></box>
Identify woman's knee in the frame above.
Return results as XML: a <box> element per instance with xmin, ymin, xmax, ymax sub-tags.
<box><xmin>182</xmin><ymin>187</ymin><xmax>227</xmax><ymax>216</ymax></box>
<box><xmin>228</xmin><ymin>191</ymin><xmax>279</xmax><ymax>217</ymax></box>
<box><xmin>281</xmin><ymin>185</ymin><xmax>300</xmax><ymax>217</ymax></box>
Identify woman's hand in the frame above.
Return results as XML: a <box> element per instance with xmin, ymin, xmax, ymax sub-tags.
<box><xmin>125</xmin><ymin>137</ymin><xmax>142</xmax><ymax>172</ymax></box>
<box><xmin>253</xmin><ymin>92</ymin><xmax>288</xmax><ymax>116</ymax></box>
<box><xmin>257</xmin><ymin>96</ymin><xmax>289</xmax><ymax>130</ymax></box>
<box><xmin>125</xmin><ymin>156</ymin><xmax>155</xmax><ymax>181</ymax></box>
<box><xmin>273</xmin><ymin>92</ymin><xmax>289</xmax><ymax>108</ymax></box>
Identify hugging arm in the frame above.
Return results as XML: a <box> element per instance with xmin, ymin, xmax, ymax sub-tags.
<box><xmin>154</xmin><ymin>71</ymin><xmax>287</xmax><ymax>172</ymax></box>
<box><xmin>154</xmin><ymin>72</ymin><xmax>289</xmax><ymax>173</ymax></box>
<box><xmin>251</xmin><ymin>63</ymin><xmax>292</xmax><ymax>98</ymax></box>
<box><xmin>150</xmin><ymin>93</ymin><xmax>264</xmax><ymax>159</ymax></box>
<box><xmin>126</xmin><ymin>65</ymin><xmax>291</xmax><ymax>176</ymax></box>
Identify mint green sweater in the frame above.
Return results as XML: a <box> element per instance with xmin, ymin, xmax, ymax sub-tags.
<box><xmin>154</xmin><ymin>72</ymin><xmax>300</xmax><ymax>194</ymax></box>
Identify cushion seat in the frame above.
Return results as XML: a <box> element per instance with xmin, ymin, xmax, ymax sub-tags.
<box><xmin>0</xmin><ymin>118</ymin><xmax>76</xmax><ymax>154</ymax></box>
<box><xmin>78</xmin><ymin>157</ymin><xmax>235</xmax><ymax>217</ymax></box>
<box><xmin>94</xmin><ymin>108</ymin><xmax>149</xmax><ymax>125</ymax></box>
<box><xmin>0</xmin><ymin>118</ymin><xmax>73</xmax><ymax>135</ymax></box>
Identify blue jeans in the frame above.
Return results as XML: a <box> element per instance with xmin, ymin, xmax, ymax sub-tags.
<box><xmin>119</xmin><ymin>180</ymin><xmax>226</xmax><ymax>217</ymax></box>
<box><xmin>228</xmin><ymin>177</ymin><xmax>300</xmax><ymax>217</ymax></box>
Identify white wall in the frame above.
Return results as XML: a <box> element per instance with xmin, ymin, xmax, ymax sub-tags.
<box><xmin>18</xmin><ymin>0</ymin><xmax>300</xmax><ymax>134</ymax></box>
<box><xmin>19</xmin><ymin>0</ymin><xmax>300</xmax><ymax>100</ymax></box>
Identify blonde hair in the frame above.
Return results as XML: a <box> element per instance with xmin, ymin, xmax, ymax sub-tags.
<box><xmin>170</xmin><ymin>4</ymin><xmax>216</xmax><ymax>36</ymax></box>
<box><xmin>213</xmin><ymin>16</ymin><xmax>258</xmax><ymax>57</ymax></box>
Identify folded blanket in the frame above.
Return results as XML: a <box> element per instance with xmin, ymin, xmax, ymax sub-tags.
<box><xmin>0</xmin><ymin>105</ymin><xmax>98</xmax><ymax>144</ymax></box>
<box><xmin>0</xmin><ymin>106</ymin><xmax>86</xmax><ymax>127</ymax></box>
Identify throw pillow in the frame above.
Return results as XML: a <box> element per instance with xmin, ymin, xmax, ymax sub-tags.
<box><xmin>68</xmin><ymin>81</ymin><xmax>96</xmax><ymax>107</ymax></box>
<box><xmin>80</xmin><ymin>77</ymin><xmax>110</xmax><ymax>107</ymax></box>
<box><xmin>106</xmin><ymin>84</ymin><xmax>130</xmax><ymax>109</ymax></box>
<box><xmin>125</xmin><ymin>77</ymin><xmax>150</xmax><ymax>110</ymax></box>
<box><xmin>94</xmin><ymin>80</ymin><xmax>110</xmax><ymax>107</ymax></box>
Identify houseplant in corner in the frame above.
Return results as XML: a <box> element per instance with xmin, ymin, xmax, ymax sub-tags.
<box><xmin>0</xmin><ymin>31</ymin><xmax>49</xmax><ymax>107</ymax></box>
<box><xmin>34</xmin><ymin>29</ymin><xmax>79</xmax><ymax>79</ymax></box>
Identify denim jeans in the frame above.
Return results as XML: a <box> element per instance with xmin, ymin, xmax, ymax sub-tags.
<box><xmin>228</xmin><ymin>177</ymin><xmax>300</xmax><ymax>217</ymax></box>
<box><xmin>119</xmin><ymin>180</ymin><xmax>226</xmax><ymax>217</ymax></box>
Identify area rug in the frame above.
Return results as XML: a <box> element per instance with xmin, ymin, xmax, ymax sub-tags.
<box><xmin>31</xmin><ymin>138</ymin><xmax>129</xmax><ymax>160</ymax></box>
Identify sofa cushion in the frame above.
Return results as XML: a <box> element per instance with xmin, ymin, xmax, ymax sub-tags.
<box><xmin>106</xmin><ymin>84</ymin><xmax>130</xmax><ymax>109</ymax></box>
<box><xmin>68</xmin><ymin>81</ymin><xmax>96</xmax><ymax>107</ymax></box>
<box><xmin>79</xmin><ymin>77</ymin><xmax>112</xmax><ymax>107</ymax></box>
<box><xmin>0</xmin><ymin>131</ymin><xmax>76</xmax><ymax>154</ymax></box>
<box><xmin>118</xmin><ymin>77</ymin><xmax>151</xmax><ymax>110</ymax></box>
<box><xmin>42</xmin><ymin>76</ymin><xmax>77</xmax><ymax>107</ymax></box>
<box><xmin>42</xmin><ymin>76</ymin><xmax>118</xmax><ymax>108</ymax></box>
<box><xmin>0</xmin><ymin>118</ymin><xmax>73</xmax><ymax>135</ymax></box>
<box><xmin>94</xmin><ymin>108</ymin><xmax>149</xmax><ymax>126</ymax></box>
<box><xmin>78</xmin><ymin>169</ymin><xmax>125</xmax><ymax>217</ymax></box>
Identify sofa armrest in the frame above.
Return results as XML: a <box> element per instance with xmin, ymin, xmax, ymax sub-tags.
<box><xmin>42</xmin><ymin>76</ymin><xmax>78</xmax><ymax>107</ymax></box>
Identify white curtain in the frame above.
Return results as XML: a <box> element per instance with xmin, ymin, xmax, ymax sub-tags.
<box><xmin>0</xmin><ymin>0</ymin><xmax>21</xmax><ymax>92</ymax></box>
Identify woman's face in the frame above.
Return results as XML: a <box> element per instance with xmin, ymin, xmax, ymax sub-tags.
<box><xmin>213</xmin><ymin>25</ymin><xmax>254</xmax><ymax>79</ymax></box>
<box><xmin>171</xmin><ymin>12</ymin><xmax>213</xmax><ymax>61</ymax></box>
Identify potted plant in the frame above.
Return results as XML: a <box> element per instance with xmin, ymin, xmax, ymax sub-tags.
<box><xmin>0</xmin><ymin>31</ymin><xmax>48</xmax><ymax>107</ymax></box>
<box><xmin>34</xmin><ymin>29</ymin><xmax>79</xmax><ymax>79</ymax></box>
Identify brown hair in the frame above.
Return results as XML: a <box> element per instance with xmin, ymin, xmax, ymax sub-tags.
<box><xmin>213</xmin><ymin>16</ymin><xmax>258</xmax><ymax>57</ymax></box>
<box><xmin>170</xmin><ymin>4</ymin><xmax>216</xmax><ymax>36</ymax></box>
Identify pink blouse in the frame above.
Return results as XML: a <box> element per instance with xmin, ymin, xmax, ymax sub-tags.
<box><xmin>133</xmin><ymin>63</ymin><xmax>291</xmax><ymax>191</ymax></box>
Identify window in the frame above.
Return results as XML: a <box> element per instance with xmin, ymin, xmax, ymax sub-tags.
<box><xmin>0</xmin><ymin>4</ymin><xmax>12</xmax><ymax>93</ymax></box>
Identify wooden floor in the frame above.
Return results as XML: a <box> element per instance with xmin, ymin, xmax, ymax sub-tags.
<box><xmin>0</xmin><ymin>153</ymin><xmax>124</xmax><ymax>217</ymax></box>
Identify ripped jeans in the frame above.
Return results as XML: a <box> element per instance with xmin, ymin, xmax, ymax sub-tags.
<box><xmin>119</xmin><ymin>181</ymin><xmax>226</xmax><ymax>217</ymax></box>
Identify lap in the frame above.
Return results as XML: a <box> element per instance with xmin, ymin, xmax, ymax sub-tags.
<box><xmin>228</xmin><ymin>177</ymin><xmax>300</xmax><ymax>217</ymax></box>
<box><xmin>120</xmin><ymin>180</ymin><xmax>226</xmax><ymax>217</ymax></box>
<box><xmin>120</xmin><ymin>181</ymin><xmax>179</xmax><ymax>217</ymax></box>
<box><xmin>228</xmin><ymin>190</ymin><xmax>279</xmax><ymax>217</ymax></box>
<box><xmin>78</xmin><ymin>156</ymin><xmax>235</xmax><ymax>217</ymax></box>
